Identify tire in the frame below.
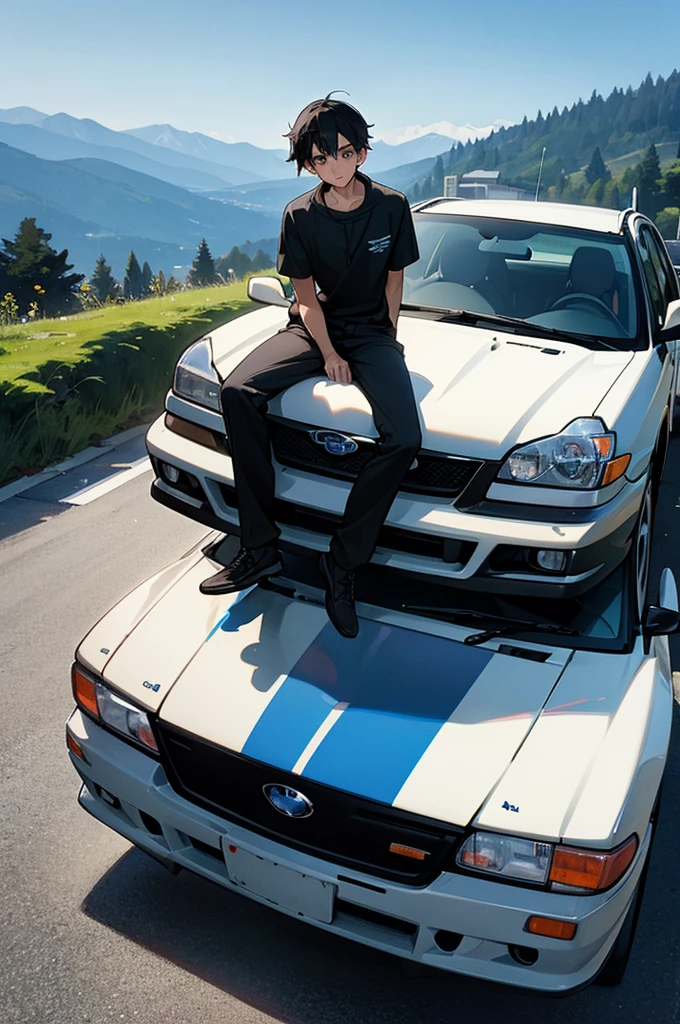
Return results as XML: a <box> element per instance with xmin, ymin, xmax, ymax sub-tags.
<box><xmin>596</xmin><ymin>783</ymin><xmax>663</xmax><ymax>986</ymax></box>
<box><xmin>632</xmin><ymin>475</ymin><xmax>654</xmax><ymax>624</ymax></box>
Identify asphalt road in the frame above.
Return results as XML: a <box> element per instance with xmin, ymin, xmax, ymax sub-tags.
<box><xmin>2</xmin><ymin>434</ymin><xmax>680</xmax><ymax>1024</ymax></box>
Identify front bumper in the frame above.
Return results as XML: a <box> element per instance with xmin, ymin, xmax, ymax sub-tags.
<box><xmin>146</xmin><ymin>410</ymin><xmax>645</xmax><ymax>598</ymax></box>
<box><xmin>68</xmin><ymin>708</ymin><xmax>650</xmax><ymax>993</ymax></box>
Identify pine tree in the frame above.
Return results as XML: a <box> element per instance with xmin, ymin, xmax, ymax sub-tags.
<box><xmin>90</xmin><ymin>254</ymin><xmax>117</xmax><ymax>302</ymax></box>
<box><xmin>141</xmin><ymin>261</ymin><xmax>153</xmax><ymax>296</ymax></box>
<box><xmin>188</xmin><ymin>238</ymin><xmax>218</xmax><ymax>287</ymax></box>
<box><xmin>0</xmin><ymin>217</ymin><xmax>84</xmax><ymax>316</ymax></box>
<box><xmin>216</xmin><ymin>246</ymin><xmax>251</xmax><ymax>281</ymax></box>
<box><xmin>123</xmin><ymin>250</ymin><xmax>144</xmax><ymax>299</ymax></box>
<box><xmin>251</xmin><ymin>249</ymin><xmax>274</xmax><ymax>272</ymax></box>
<box><xmin>432</xmin><ymin>155</ymin><xmax>444</xmax><ymax>196</ymax></box>
<box><xmin>585</xmin><ymin>147</ymin><xmax>609</xmax><ymax>185</ymax></box>
<box><xmin>638</xmin><ymin>144</ymin><xmax>662</xmax><ymax>216</ymax></box>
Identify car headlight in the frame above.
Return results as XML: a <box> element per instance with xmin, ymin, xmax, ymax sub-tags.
<box><xmin>457</xmin><ymin>831</ymin><xmax>552</xmax><ymax>884</ymax></box>
<box><xmin>456</xmin><ymin>830</ymin><xmax>638</xmax><ymax>893</ymax></box>
<box><xmin>497</xmin><ymin>418</ymin><xmax>630</xmax><ymax>490</ymax></box>
<box><xmin>72</xmin><ymin>663</ymin><xmax>159</xmax><ymax>755</ymax></box>
<box><xmin>173</xmin><ymin>337</ymin><xmax>221</xmax><ymax>412</ymax></box>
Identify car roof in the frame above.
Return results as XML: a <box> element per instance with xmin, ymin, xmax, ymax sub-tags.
<box><xmin>415</xmin><ymin>199</ymin><xmax>627</xmax><ymax>235</ymax></box>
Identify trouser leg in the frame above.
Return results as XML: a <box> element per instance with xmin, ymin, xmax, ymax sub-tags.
<box><xmin>220</xmin><ymin>325</ymin><xmax>324</xmax><ymax>549</ymax></box>
<box><xmin>329</xmin><ymin>338</ymin><xmax>421</xmax><ymax>570</ymax></box>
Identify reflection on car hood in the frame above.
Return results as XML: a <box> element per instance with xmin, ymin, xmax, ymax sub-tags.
<box><xmin>210</xmin><ymin>308</ymin><xmax>633</xmax><ymax>458</ymax></box>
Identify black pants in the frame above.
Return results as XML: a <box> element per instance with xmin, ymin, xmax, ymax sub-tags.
<box><xmin>220</xmin><ymin>318</ymin><xmax>422</xmax><ymax>570</ymax></box>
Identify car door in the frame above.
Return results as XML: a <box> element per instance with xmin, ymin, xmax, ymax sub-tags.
<box><xmin>637</xmin><ymin>221</ymin><xmax>680</xmax><ymax>420</ymax></box>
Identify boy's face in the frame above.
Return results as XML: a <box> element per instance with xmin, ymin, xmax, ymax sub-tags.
<box><xmin>305</xmin><ymin>133</ymin><xmax>367</xmax><ymax>186</ymax></box>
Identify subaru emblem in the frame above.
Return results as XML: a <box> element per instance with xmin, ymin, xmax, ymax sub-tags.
<box><xmin>263</xmin><ymin>784</ymin><xmax>314</xmax><ymax>818</ymax></box>
<box><xmin>309</xmin><ymin>429</ymin><xmax>359</xmax><ymax>456</ymax></box>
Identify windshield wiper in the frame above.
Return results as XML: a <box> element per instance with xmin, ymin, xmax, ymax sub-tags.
<box><xmin>402</xmin><ymin>604</ymin><xmax>580</xmax><ymax>646</ymax></box>
<box><xmin>436</xmin><ymin>309</ymin><xmax>621</xmax><ymax>351</ymax></box>
<box><xmin>463</xmin><ymin>622</ymin><xmax>581</xmax><ymax>647</ymax></box>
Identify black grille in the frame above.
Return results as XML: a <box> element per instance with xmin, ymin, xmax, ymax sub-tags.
<box><xmin>269</xmin><ymin>420</ymin><xmax>481</xmax><ymax>497</ymax></box>
<box><xmin>155</xmin><ymin>721</ymin><xmax>463</xmax><ymax>886</ymax></box>
<box><xmin>218</xmin><ymin>482</ymin><xmax>476</xmax><ymax>565</ymax></box>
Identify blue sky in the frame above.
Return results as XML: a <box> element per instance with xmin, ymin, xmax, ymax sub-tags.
<box><xmin>3</xmin><ymin>0</ymin><xmax>679</xmax><ymax>149</ymax></box>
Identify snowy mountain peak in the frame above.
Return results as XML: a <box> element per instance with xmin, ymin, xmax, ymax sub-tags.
<box><xmin>377</xmin><ymin>119</ymin><xmax>514</xmax><ymax>147</ymax></box>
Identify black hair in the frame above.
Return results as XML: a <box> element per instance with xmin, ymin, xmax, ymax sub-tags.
<box><xmin>283</xmin><ymin>92</ymin><xmax>373</xmax><ymax>176</ymax></box>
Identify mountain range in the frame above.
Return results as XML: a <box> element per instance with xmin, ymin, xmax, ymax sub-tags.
<box><xmin>0</xmin><ymin>106</ymin><xmax>507</xmax><ymax>277</ymax></box>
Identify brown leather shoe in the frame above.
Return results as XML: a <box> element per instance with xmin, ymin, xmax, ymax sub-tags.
<box><xmin>199</xmin><ymin>545</ymin><xmax>282</xmax><ymax>595</ymax></box>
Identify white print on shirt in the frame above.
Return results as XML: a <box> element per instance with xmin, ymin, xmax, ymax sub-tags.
<box><xmin>368</xmin><ymin>234</ymin><xmax>391</xmax><ymax>253</ymax></box>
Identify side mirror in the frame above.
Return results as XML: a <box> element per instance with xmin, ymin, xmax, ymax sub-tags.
<box><xmin>643</xmin><ymin>568</ymin><xmax>680</xmax><ymax>651</ymax></box>
<box><xmin>643</xmin><ymin>605</ymin><xmax>680</xmax><ymax>637</ymax></box>
<box><xmin>247</xmin><ymin>276</ymin><xmax>290</xmax><ymax>308</ymax></box>
<box><xmin>657</xmin><ymin>298</ymin><xmax>680</xmax><ymax>343</ymax></box>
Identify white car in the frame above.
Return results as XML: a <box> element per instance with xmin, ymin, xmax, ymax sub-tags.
<box><xmin>146</xmin><ymin>200</ymin><xmax>680</xmax><ymax>609</ymax></box>
<box><xmin>67</xmin><ymin>533</ymin><xmax>677</xmax><ymax>992</ymax></box>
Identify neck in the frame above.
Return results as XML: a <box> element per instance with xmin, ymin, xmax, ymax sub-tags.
<box><xmin>326</xmin><ymin>171</ymin><xmax>364</xmax><ymax>203</ymax></box>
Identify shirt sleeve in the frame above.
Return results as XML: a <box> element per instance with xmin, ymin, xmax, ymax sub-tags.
<box><xmin>388</xmin><ymin>197</ymin><xmax>420</xmax><ymax>271</ymax></box>
<box><xmin>277</xmin><ymin>206</ymin><xmax>313</xmax><ymax>279</ymax></box>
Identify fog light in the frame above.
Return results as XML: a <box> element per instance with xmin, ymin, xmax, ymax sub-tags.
<box><xmin>536</xmin><ymin>549</ymin><xmax>567</xmax><ymax>572</ymax></box>
<box><xmin>161</xmin><ymin>462</ymin><xmax>181</xmax><ymax>484</ymax></box>
<box><xmin>508</xmin><ymin>944</ymin><xmax>539</xmax><ymax>966</ymax></box>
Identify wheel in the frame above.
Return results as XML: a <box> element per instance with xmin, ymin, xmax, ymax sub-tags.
<box><xmin>596</xmin><ymin>783</ymin><xmax>663</xmax><ymax>986</ymax></box>
<box><xmin>632</xmin><ymin>476</ymin><xmax>654</xmax><ymax>623</ymax></box>
<box><xmin>549</xmin><ymin>293</ymin><xmax>622</xmax><ymax>327</ymax></box>
<box><xmin>595</xmin><ymin>849</ymin><xmax>650</xmax><ymax>986</ymax></box>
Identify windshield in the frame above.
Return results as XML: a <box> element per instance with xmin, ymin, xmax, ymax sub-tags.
<box><xmin>394</xmin><ymin>562</ymin><xmax>630</xmax><ymax>653</ymax></box>
<box><xmin>406</xmin><ymin>213</ymin><xmax>639</xmax><ymax>344</ymax></box>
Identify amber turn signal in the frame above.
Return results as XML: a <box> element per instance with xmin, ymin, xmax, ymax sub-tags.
<box><xmin>389</xmin><ymin>843</ymin><xmax>428</xmax><ymax>861</ymax></box>
<box><xmin>66</xmin><ymin>731</ymin><xmax>89</xmax><ymax>764</ymax></box>
<box><xmin>549</xmin><ymin>835</ymin><xmax>638</xmax><ymax>892</ymax></box>
<box><xmin>526</xmin><ymin>916</ymin><xmax>577</xmax><ymax>940</ymax></box>
<box><xmin>601</xmin><ymin>453</ymin><xmax>631</xmax><ymax>486</ymax></box>
<box><xmin>71</xmin><ymin>663</ymin><xmax>99</xmax><ymax>719</ymax></box>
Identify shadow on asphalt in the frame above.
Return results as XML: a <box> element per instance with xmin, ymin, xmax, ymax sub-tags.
<box><xmin>80</xmin><ymin>433</ymin><xmax>680</xmax><ymax>1023</ymax></box>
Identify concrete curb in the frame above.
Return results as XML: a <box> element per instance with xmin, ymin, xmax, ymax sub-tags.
<box><xmin>0</xmin><ymin>422</ymin><xmax>151</xmax><ymax>506</ymax></box>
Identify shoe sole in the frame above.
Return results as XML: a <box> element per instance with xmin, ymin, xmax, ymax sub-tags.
<box><xmin>318</xmin><ymin>554</ymin><xmax>359</xmax><ymax>639</ymax></box>
<box><xmin>199</xmin><ymin>560</ymin><xmax>283</xmax><ymax>596</ymax></box>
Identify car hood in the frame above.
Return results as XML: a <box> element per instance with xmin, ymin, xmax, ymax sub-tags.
<box><xmin>80</xmin><ymin>550</ymin><xmax>578</xmax><ymax>830</ymax></box>
<box><xmin>78</xmin><ymin>548</ymin><xmax>662</xmax><ymax>843</ymax></box>
<box><xmin>210</xmin><ymin>308</ymin><xmax>633</xmax><ymax>459</ymax></box>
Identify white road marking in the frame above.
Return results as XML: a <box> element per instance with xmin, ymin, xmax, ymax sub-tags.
<box><xmin>60</xmin><ymin>457</ymin><xmax>152</xmax><ymax>506</ymax></box>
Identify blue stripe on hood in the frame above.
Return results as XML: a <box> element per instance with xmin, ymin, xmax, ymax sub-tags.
<box><xmin>242</xmin><ymin>618</ymin><xmax>493</xmax><ymax>801</ymax></box>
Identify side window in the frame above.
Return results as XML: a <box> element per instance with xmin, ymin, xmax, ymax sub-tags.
<box><xmin>638</xmin><ymin>226</ymin><xmax>666</xmax><ymax>328</ymax></box>
<box><xmin>648</xmin><ymin>228</ymin><xmax>678</xmax><ymax>305</ymax></box>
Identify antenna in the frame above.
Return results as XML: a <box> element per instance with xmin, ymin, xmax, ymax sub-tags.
<box><xmin>631</xmin><ymin>187</ymin><xmax>638</xmax><ymax>212</ymax></box>
<box><xmin>535</xmin><ymin>147</ymin><xmax>546</xmax><ymax>201</ymax></box>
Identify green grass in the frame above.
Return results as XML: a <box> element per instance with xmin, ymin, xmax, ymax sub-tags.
<box><xmin>0</xmin><ymin>276</ymin><xmax>283</xmax><ymax>485</ymax></box>
<box><xmin>0</xmin><ymin>280</ymin><xmax>256</xmax><ymax>391</ymax></box>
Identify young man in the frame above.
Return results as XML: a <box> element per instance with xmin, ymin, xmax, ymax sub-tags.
<box><xmin>200</xmin><ymin>95</ymin><xmax>422</xmax><ymax>638</ymax></box>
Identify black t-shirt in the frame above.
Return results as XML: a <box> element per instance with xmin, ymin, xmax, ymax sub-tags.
<box><xmin>277</xmin><ymin>171</ymin><xmax>419</xmax><ymax>328</ymax></box>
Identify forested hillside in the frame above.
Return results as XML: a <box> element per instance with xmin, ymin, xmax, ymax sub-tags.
<box><xmin>409</xmin><ymin>71</ymin><xmax>680</xmax><ymax>232</ymax></box>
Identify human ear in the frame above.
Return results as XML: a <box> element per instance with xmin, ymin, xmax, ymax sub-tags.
<box><xmin>304</xmin><ymin>160</ymin><xmax>317</xmax><ymax>176</ymax></box>
<box><xmin>356</xmin><ymin>147</ymin><xmax>367</xmax><ymax>167</ymax></box>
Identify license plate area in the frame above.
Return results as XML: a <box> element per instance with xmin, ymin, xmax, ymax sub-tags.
<box><xmin>223</xmin><ymin>842</ymin><xmax>336</xmax><ymax>923</ymax></box>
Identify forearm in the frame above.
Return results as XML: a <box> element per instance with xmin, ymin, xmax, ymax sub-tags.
<box><xmin>385</xmin><ymin>272</ymin><xmax>404</xmax><ymax>328</ymax></box>
<box><xmin>298</xmin><ymin>303</ymin><xmax>336</xmax><ymax>359</ymax></box>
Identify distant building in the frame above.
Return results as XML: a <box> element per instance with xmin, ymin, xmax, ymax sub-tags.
<box><xmin>444</xmin><ymin>171</ymin><xmax>532</xmax><ymax>201</ymax></box>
